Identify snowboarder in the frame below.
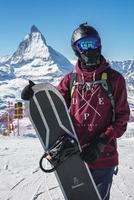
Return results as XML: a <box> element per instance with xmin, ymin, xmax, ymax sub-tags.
<box><xmin>21</xmin><ymin>22</ymin><xmax>130</xmax><ymax>200</ymax></box>
<box><xmin>57</xmin><ymin>23</ymin><xmax>130</xmax><ymax>200</ymax></box>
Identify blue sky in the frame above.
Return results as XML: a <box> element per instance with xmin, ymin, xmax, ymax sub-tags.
<box><xmin>0</xmin><ymin>0</ymin><xmax>134</xmax><ymax>61</ymax></box>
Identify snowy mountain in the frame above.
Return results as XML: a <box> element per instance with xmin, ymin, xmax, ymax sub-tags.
<box><xmin>110</xmin><ymin>60</ymin><xmax>134</xmax><ymax>74</ymax></box>
<box><xmin>0</xmin><ymin>25</ymin><xmax>134</xmax><ymax>114</ymax></box>
<box><xmin>7</xmin><ymin>25</ymin><xmax>74</xmax><ymax>80</ymax></box>
<box><xmin>0</xmin><ymin>25</ymin><xmax>74</xmax><ymax>113</ymax></box>
<box><xmin>0</xmin><ymin>64</ymin><xmax>15</xmax><ymax>81</ymax></box>
<box><xmin>0</xmin><ymin>55</ymin><xmax>10</xmax><ymax>64</ymax></box>
<box><xmin>110</xmin><ymin>60</ymin><xmax>134</xmax><ymax>91</ymax></box>
<box><xmin>109</xmin><ymin>60</ymin><xmax>134</xmax><ymax>110</ymax></box>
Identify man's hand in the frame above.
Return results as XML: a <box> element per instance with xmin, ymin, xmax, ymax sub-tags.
<box><xmin>80</xmin><ymin>133</ymin><xmax>109</xmax><ymax>163</ymax></box>
<box><xmin>21</xmin><ymin>80</ymin><xmax>35</xmax><ymax>100</ymax></box>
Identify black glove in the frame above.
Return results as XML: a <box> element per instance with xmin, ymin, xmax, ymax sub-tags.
<box><xmin>21</xmin><ymin>80</ymin><xmax>35</xmax><ymax>100</ymax></box>
<box><xmin>80</xmin><ymin>133</ymin><xmax>108</xmax><ymax>163</ymax></box>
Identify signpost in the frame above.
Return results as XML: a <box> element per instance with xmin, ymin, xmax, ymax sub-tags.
<box><xmin>14</xmin><ymin>102</ymin><xmax>23</xmax><ymax>136</ymax></box>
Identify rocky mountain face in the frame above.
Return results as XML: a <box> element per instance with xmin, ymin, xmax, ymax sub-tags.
<box><xmin>109</xmin><ymin>60</ymin><xmax>134</xmax><ymax>111</ymax></box>
<box><xmin>0</xmin><ymin>25</ymin><xmax>74</xmax><ymax>112</ymax></box>
<box><xmin>110</xmin><ymin>60</ymin><xmax>134</xmax><ymax>91</ymax></box>
<box><xmin>1</xmin><ymin>25</ymin><xmax>73</xmax><ymax>81</ymax></box>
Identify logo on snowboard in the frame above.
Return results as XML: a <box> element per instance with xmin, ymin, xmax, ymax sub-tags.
<box><xmin>71</xmin><ymin>177</ymin><xmax>84</xmax><ymax>189</ymax></box>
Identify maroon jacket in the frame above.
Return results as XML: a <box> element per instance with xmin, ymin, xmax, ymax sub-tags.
<box><xmin>57</xmin><ymin>57</ymin><xmax>130</xmax><ymax>168</ymax></box>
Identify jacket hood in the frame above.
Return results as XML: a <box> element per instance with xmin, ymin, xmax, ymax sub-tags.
<box><xmin>75</xmin><ymin>56</ymin><xmax>109</xmax><ymax>81</ymax></box>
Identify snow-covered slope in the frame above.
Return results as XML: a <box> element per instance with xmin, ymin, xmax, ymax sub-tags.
<box><xmin>0</xmin><ymin>127</ymin><xmax>134</xmax><ymax>200</ymax></box>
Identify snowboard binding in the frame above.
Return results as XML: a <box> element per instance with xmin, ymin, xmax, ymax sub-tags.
<box><xmin>39</xmin><ymin>135</ymin><xmax>79</xmax><ymax>173</ymax></box>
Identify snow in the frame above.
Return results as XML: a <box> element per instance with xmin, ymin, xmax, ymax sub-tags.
<box><xmin>0</xmin><ymin>119</ymin><xmax>134</xmax><ymax>200</ymax></box>
<box><xmin>111</xmin><ymin>138</ymin><xmax>134</xmax><ymax>199</ymax></box>
<box><xmin>0</xmin><ymin>55</ymin><xmax>10</xmax><ymax>63</ymax></box>
<box><xmin>0</xmin><ymin>64</ymin><xmax>15</xmax><ymax>80</ymax></box>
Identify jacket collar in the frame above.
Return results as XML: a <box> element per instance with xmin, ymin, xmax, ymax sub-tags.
<box><xmin>75</xmin><ymin>55</ymin><xmax>110</xmax><ymax>79</ymax></box>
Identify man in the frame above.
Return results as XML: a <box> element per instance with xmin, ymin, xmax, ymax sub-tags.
<box><xmin>21</xmin><ymin>23</ymin><xmax>130</xmax><ymax>200</ymax></box>
<box><xmin>57</xmin><ymin>23</ymin><xmax>130</xmax><ymax>200</ymax></box>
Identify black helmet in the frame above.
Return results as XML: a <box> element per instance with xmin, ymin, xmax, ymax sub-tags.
<box><xmin>71</xmin><ymin>22</ymin><xmax>101</xmax><ymax>55</ymax></box>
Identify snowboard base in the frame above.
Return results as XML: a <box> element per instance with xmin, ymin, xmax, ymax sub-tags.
<box><xmin>25</xmin><ymin>83</ymin><xmax>101</xmax><ymax>200</ymax></box>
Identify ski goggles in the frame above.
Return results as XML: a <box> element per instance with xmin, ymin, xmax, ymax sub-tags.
<box><xmin>75</xmin><ymin>37</ymin><xmax>101</xmax><ymax>53</ymax></box>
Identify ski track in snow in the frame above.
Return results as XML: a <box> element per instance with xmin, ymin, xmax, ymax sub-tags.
<box><xmin>0</xmin><ymin>136</ymin><xmax>134</xmax><ymax>200</ymax></box>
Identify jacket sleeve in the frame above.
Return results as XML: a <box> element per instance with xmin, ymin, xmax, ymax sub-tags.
<box><xmin>105</xmin><ymin>74</ymin><xmax>130</xmax><ymax>141</ymax></box>
<box><xmin>57</xmin><ymin>74</ymin><xmax>71</xmax><ymax>108</ymax></box>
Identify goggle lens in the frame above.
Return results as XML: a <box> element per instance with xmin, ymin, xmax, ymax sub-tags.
<box><xmin>75</xmin><ymin>37</ymin><xmax>101</xmax><ymax>52</ymax></box>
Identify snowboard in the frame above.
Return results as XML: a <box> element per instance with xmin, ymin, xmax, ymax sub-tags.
<box><xmin>25</xmin><ymin>83</ymin><xmax>102</xmax><ymax>200</ymax></box>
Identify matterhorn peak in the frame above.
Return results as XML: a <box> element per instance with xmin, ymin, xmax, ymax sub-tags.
<box><xmin>29</xmin><ymin>25</ymin><xmax>47</xmax><ymax>45</ymax></box>
<box><xmin>7</xmin><ymin>25</ymin><xmax>73</xmax><ymax>81</ymax></box>
<box><xmin>9</xmin><ymin>25</ymin><xmax>48</xmax><ymax>64</ymax></box>
<box><xmin>31</xmin><ymin>25</ymin><xmax>40</xmax><ymax>33</ymax></box>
